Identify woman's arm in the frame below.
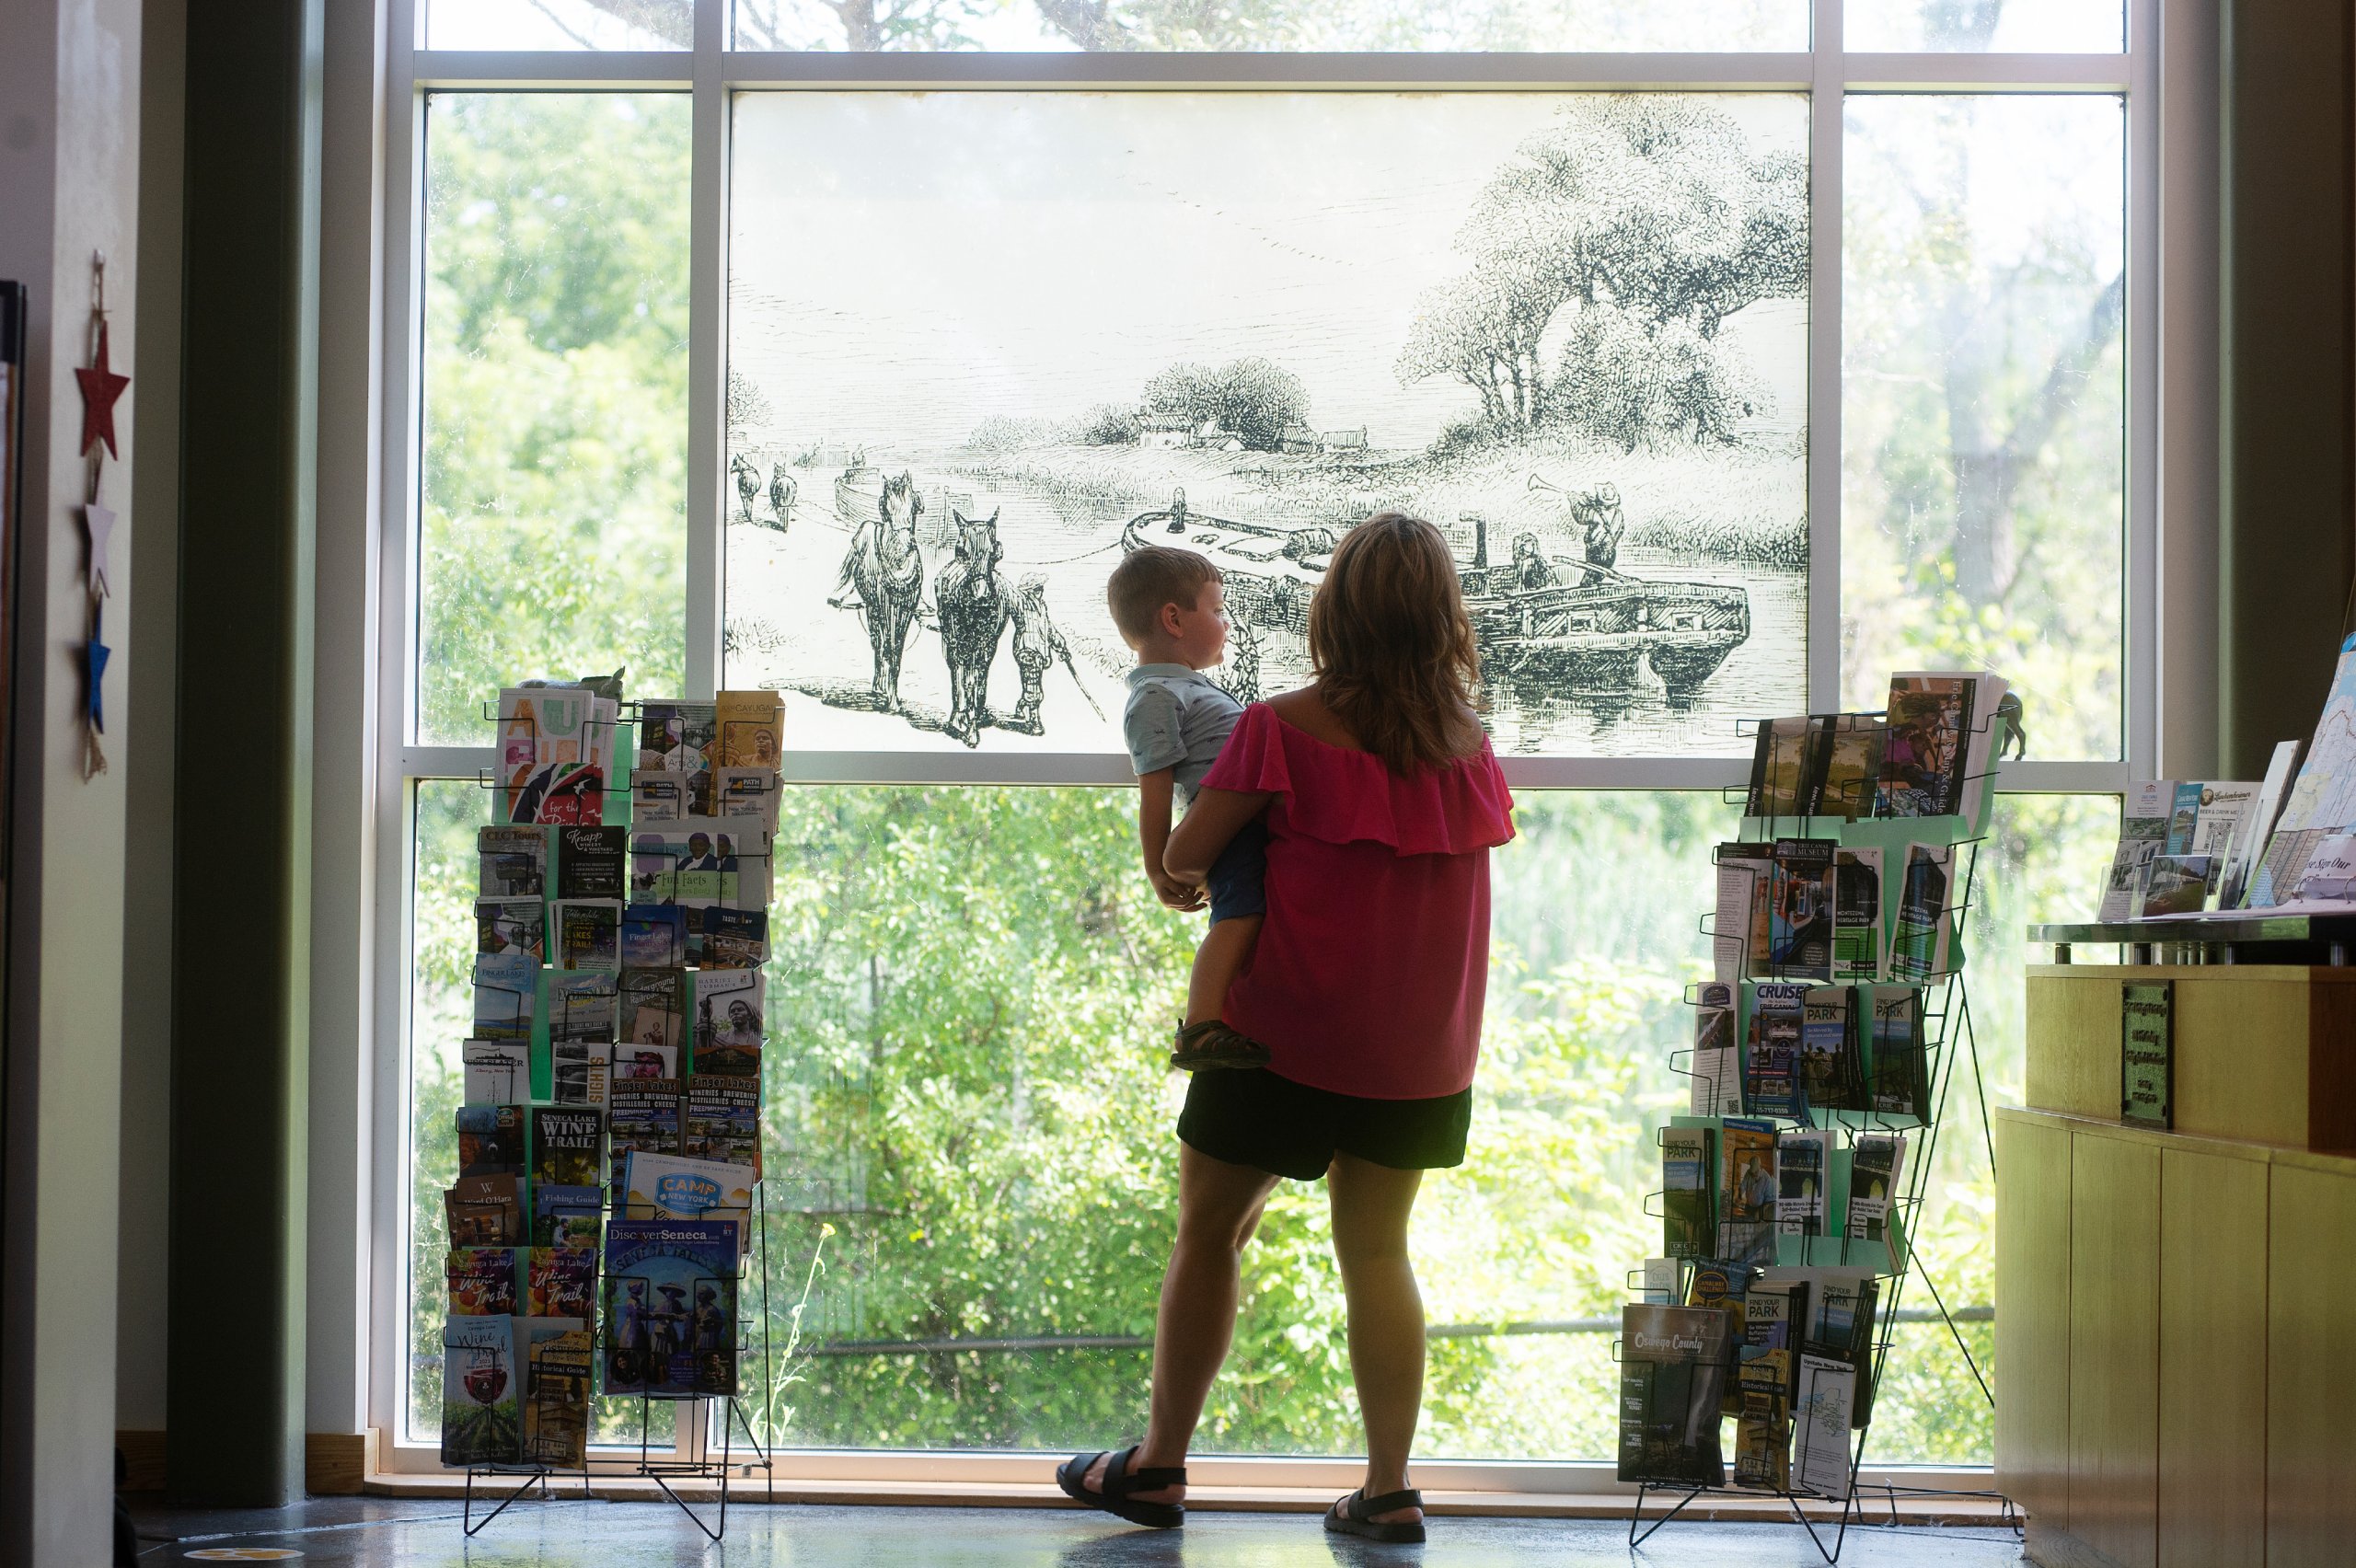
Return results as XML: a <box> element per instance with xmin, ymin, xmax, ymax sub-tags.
<box><xmin>1164</xmin><ymin>787</ymin><xmax>1271</xmax><ymax>883</ymax></box>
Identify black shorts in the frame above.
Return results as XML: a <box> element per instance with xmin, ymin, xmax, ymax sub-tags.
<box><xmin>1176</xmin><ymin>1067</ymin><xmax>1472</xmax><ymax>1181</ymax></box>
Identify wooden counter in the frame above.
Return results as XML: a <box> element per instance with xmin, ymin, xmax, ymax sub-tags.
<box><xmin>2001</xmin><ymin>964</ymin><xmax>2356</xmax><ymax>1568</ymax></box>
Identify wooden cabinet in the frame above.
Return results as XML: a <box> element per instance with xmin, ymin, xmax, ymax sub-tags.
<box><xmin>2005</xmin><ymin>964</ymin><xmax>2356</xmax><ymax>1568</ymax></box>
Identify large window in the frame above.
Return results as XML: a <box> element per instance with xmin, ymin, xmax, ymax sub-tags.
<box><xmin>379</xmin><ymin>0</ymin><xmax>2148</xmax><ymax>1485</ymax></box>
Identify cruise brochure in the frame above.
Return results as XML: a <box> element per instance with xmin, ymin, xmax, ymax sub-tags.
<box><xmin>1743</xmin><ymin>984</ymin><xmax>1807</xmax><ymax>1119</ymax></box>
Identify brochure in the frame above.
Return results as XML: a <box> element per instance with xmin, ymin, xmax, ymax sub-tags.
<box><xmin>1615</xmin><ymin>1304</ymin><xmax>1733</xmax><ymax>1486</ymax></box>
<box><xmin>601</xmin><ymin>1218</ymin><xmax>739</xmax><ymax>1398</ymax></box>
<box><xmin>478</xmin><ymin>825</ymin><xmax>548</xmax><ymax>897</ymax></box>
<box><xmin>441</xmin><ymin>1315</ymin><xmax>522</xmax><ymax>1466</ymax></box>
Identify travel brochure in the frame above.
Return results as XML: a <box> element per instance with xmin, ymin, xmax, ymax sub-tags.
<box><xmin>441</xmin><ymin>678</ymin><xmax>781</xmax><ymax>1468</ymax></box>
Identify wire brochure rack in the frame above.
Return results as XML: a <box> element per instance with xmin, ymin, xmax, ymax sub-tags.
<box><xmin>1620</xmin><ymin>707</ymin><xmax>2014</xmax><ymax>1564</ymax></box>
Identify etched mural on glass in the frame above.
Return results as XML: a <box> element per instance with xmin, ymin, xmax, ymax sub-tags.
<box><xmin>724</xmin><ymin>92</ymin><xmax>1807</xmax><ymax>756</ymax></box>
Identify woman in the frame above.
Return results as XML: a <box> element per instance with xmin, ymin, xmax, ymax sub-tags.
<box><xmin>1057</xmin><ymin>513</ymin><xmax>1514</xmax><ymax>1544</ymax></box>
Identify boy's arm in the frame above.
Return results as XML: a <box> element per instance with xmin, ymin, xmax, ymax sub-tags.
<box><xmin>1138</xmin><ymin>770</ymin><xmax>1204</xmax><ymax>910</ymax></box>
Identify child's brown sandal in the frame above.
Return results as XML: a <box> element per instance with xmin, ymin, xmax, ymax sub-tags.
<box><xmin>1171</xmin><ymin>1019</ymin><xmax>1272</xmax><ymax>1073</ymax></box>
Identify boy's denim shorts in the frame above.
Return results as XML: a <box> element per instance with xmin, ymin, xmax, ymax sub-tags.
<box><xmin>1206</xmin><ymin>821</ymin><xmax>1268</xmax><ymax>924</ymax></box>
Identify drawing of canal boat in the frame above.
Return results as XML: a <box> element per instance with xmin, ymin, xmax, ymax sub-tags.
<box><xmin>1121</xmin><ymin>499</ymin><xmax>1750</xmax><ymax>698</ymax></box>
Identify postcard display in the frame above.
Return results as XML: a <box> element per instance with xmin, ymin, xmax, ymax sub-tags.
<box><xmin>440</xmin><ymin>683</ymin><xmax>785</xmax><ymax>1539</ymax></box>
<box><xmin>1623</xmin><ymin>674</ymin><xmax>2011</xmax><ymax>1562</ymax></box>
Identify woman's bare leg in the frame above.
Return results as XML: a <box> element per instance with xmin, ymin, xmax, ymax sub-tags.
<box><xmin>1081</xmin><ymin>1142</ymin><xmax>1278</xmax><ymax>1504</ymax></box>
<box><xmin>1328</xmin><ymin>1152</ymin><xmax>1427</xmax><ymax>1527</ymax></box>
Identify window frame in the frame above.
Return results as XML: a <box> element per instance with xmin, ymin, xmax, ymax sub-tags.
<box><xmin>363</xmin><ymin>0</ymin><xmax>2165</xmax><ymax>1486</ymax></box>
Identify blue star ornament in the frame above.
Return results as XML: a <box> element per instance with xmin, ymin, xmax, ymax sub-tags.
<box><xmin>86</xmin><ymin>606</ymin><xmax>110</xmax><ymax>732</ymax></box>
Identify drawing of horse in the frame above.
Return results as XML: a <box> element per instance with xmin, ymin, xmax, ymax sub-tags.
<box><xmin>768</xmin><ymin>463</ymin><xmax>796</xmax><ymax>531</ymax></box>
<box><xmin>730</xmin><ymin>454</ymin><xmax>761</xmax><ymax>523</ymax></box>
<box><xmin>935</xmin><ymin>509</ymin><xmax>1013</xmax><ymax>747</ymax></box>
<box><xmin>829</xmin><ymin>470</ymin><xmax>926</xmax><ymax>712</ymax></box>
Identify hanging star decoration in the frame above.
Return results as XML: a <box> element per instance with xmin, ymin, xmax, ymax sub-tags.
<box><xmin>83</xmin><ymin>599</ymin><xmax>111</xmax><ymax>778</ymax></box>
<box><xmin>82</xmin><ymin>500</ymin><xmax>115</xmax><ymax>598</ymax></box>
<box><xmin>75</xmin><ymin>317</ymin><xmax>129</xmax><ymax>460</ymax></box>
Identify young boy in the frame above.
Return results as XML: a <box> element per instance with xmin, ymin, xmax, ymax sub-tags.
<box><xmin>1106</xmin><ymin>545</ymin><xmax>1270</xmax><ymax>1072</ymax></box>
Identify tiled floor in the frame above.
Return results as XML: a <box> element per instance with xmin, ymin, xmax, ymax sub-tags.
<box><xmin>128</xmin><ymin>1495</ymin><xmax>2027</xmax><ymax>1565</ymax></box>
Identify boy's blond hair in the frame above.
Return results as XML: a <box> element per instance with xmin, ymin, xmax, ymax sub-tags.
<box><xmin>1106</xmin><ymin>546</ymin><xmax>1220</xmax><ymax>642</ymax></box>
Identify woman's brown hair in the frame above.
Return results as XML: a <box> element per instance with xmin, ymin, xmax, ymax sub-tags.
<box><xmin>1308</xmin><ymin>511</ymin><xmax>1484</xmax><ymax>774</ymax></box>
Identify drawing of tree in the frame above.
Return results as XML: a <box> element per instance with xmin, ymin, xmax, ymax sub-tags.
<box><xmin>1399</xmin><ymin>97</ymin><xmax>1806</xmax><ymax>448</ymax></box>
<box><xmin>1140</xmin><ymin>357</ymin><xmax>1310</xmax><ymax>452</ymax></box>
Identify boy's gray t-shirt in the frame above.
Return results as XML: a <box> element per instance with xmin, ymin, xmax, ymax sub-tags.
<box><xmin>1124</xmin><ymin>663</ymin><xmax>1245</xmax><ymax>805</ymax></box>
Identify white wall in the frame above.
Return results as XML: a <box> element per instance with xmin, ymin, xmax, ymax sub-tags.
<box><xmin>0</xmin><ymin>0</ymin><xmax>142</xmax><ymax>1560</ymax></box>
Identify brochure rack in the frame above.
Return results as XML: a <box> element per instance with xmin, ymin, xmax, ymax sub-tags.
<box><xmin>1620</xmin><ymin>709</ymin><xmax>2011</xmax><ymax>1563</ymax></box>
<box><xmin>450</xmin><ymin>688</ymin><xmax>783</xmax><ymax>1542</ymax></box>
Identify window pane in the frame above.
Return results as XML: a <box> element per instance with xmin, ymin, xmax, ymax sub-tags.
<box><xmin>1842</xmin><ymin>96</ymin><xmax>2124</xmax><ymax>759</ymax></box>
<box><xmin>744</xmin><ymin>786</ymin><xmax>1733</xmax><ymax>1458</ymax></box>
<box><xmin>417</xmin><ymin>94</ymin><xmax>690</xmax><ymax>747</ymax></box>
<box><xmin>424</xmin><ymin>0</ymin><xmax>691</xmax><ymax>50</ymax></box>
<box><xmin>732</xmin><ymin>0</ymin><xmax>1807</xmax><ymax>52</ymax></box>
<box><xmin>727</xmin><ymin>92</ymin><xmax>1807</xmax><ymax>759</ymax></box>
<box><xmin>1867</xmin><ymin>792</ymin><xmax>2118</xmax><ymax>1463</ymax></box>
<box><xmin>1847</xmin><ymin>1</ymin><xmax>2121</xmax><ymax>52</ymax></box>
<box><xmin>405</xmin><ymin>781</ymin><xmax>676</xmax><ymax>1450</ymax></box>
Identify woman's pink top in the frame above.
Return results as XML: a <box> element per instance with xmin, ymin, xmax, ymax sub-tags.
<box><xmin>1200</xmin><ymin>703</ymin><xmax>1516</xmax><ymax>1101</ymax></box>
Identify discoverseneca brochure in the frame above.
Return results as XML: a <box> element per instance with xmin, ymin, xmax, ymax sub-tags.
<box><xmin>601</xmin><ymin>1218</ymin><xmax>738</xmax><ymax>1399</ymax></box>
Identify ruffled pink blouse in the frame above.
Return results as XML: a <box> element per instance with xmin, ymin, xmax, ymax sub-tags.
<box><xmin>1200</xmin><ymin>703</ymin><xmax>1516</xmax><ymax>1101</ymax></box>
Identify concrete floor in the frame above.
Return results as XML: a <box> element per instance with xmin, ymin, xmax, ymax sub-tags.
<box><xmin>128</xmin><ymin>1495</ymin><xmax>2028</xmax><ymax>1565</ymax></box>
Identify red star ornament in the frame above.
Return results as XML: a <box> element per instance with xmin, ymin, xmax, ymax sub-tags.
<box><xmin>76</xmin><ymin>320</ymin><xmax>130</xmax><ymax>459</ymax></box>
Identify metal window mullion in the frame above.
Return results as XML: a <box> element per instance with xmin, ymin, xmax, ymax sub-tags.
<box><xmin>1807</xmin><ymin>0</ymin><xmax>1842</xmax><ymax>716</ymax></box>
<box><xmin>1839</xmin><ymin>52</ymin><xmax>2132</xmax><ymax>91</ymax></box>
<box><xmin>2124</xmin><ymin>0</ymin><xmax>2160</xmax><ymax>780</ymax></box>
<box><xmin>373</xmin><ymin>0</ymin><xmax>425</xmax><ymax>1452</ymax></box>
<box><xmin>685</xmin><ymin>0</ymin><xmax>724</xmax><ymax>703</ymax></box>
<box><xmin>716</xmin><ymin>50</ymin><xmax>1812</xmax><ymax>89</ymax></box>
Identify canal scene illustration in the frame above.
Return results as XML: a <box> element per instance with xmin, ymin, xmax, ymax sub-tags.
<box><xmin>722</xmin><ymin>91</ymin><xmax>1808</xmax><ymax>756</ymax></box>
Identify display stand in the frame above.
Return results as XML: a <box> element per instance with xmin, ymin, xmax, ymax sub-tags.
<box><xmin>1620</xmin><ymin>712</ymin><xmax>2010</xmax><ymax>1564</ymax></box>
<box><xmin>452</xmin><ymin>692</ymin><xmax>783</xmax><ymax>1541</ymax></box>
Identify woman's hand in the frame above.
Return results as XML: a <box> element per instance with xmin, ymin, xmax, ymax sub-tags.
<box><xmin>1165</xmin><ymin>787</ymin><xmax>1271</xmax><ymax>884</ymax></box>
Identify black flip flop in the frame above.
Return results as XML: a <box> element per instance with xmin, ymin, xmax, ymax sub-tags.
<box><xmin>1055</xmin><ymin>1445</ymin><xmax>1186</xmax><ymax>1530</ymax></box>
<box><xmin>1324</xmin><ymin>1487</ymin><xmax>1426</xmax><ymax>1544</ymax></box>
<box><xmin>1171</xmin><ymin>1019</ymin><xmax>1272</xmax><ymax>1073</ymax></box>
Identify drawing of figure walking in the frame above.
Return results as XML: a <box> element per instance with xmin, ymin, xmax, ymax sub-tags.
<box><xmin>768</xmin><ymin>463</ymin><xmax>796</xmax><ymax>531</ymax></box>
